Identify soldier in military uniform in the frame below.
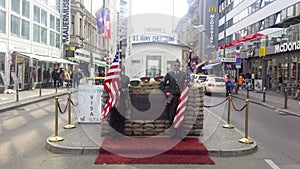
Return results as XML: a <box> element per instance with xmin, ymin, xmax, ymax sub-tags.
<box><xmin>159</xmin><ymin>59</ymin><xmax>186</xmax><ymax>134</ymax></box>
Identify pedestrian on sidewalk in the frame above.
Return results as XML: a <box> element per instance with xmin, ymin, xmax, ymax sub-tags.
<box><xmin>236</xmin><ymin>75</ymin><xmax>243</xmax><ymax>94</ymax></box>
<box><xmin>294</xmin><ymin>87</ymin><xmax>300</xmax><ymax>100</ymax></box>
<box><xmin>30</xmin><ymin>68</ymin><xmax>36</xmax><ymax>90</ymax></box>
<box><xmin>52</xmin><ymin>68</ymin><xmax>60</xmax><ymax>88</ymax></box>
<box><xmin>225</xmin><ymin>74</ymin><xmax>232</xmax><ymax>97</ymax></box>
<box><xmin>43</xmin><ymin>68</ymin><xmax>51</xmax><ymax>87</ymax></box>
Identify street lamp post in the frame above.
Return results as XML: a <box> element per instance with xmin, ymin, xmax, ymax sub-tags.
<box><xmin>222</xmin><ymin>2</ymin><xmax>227</xmax><ymax>76</ymax></box>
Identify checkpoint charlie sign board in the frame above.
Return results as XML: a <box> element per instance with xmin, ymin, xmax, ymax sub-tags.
<box><xmin>77</xmin><ymin>85</ymin><xmax>103</xmax><ymax>123</ymax></box>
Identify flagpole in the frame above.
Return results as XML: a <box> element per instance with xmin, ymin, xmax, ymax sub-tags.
<box><xmin>172</xmin><ymin>0</ymin><xmax>174</xmax><ymax>34</ymax></box>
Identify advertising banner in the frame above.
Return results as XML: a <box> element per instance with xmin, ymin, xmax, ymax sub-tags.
<box><xmin>77</xmin><ymin>85</ymin><xmax>104</xmax><ymax>123</ymax></box>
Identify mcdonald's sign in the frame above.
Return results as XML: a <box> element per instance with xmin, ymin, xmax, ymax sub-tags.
<box><xmin>208</xmin><ymin>6</ymin><xmax>217</xmax><ymax>13</ymax></box>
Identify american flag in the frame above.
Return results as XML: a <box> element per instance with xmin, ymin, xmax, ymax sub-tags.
<box><xmin>101</xmin><ymin>51</ymin><xmax>121</xmax><ymax>120</ymax></box>
<box><xmin>172</xmin><ymin>52</ymin><xmax>192</xmax><ymax>128</ymax></box>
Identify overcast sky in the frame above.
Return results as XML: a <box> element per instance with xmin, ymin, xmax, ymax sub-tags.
<box><xmin>131</xmin><ymin>0</ymin><xmax>188</xmax><ymax>19</ymax></box>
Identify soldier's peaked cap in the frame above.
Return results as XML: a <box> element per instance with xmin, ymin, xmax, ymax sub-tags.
<box><xmin>175</xmin><ymin>59</ymin><xmax>181</xmax><ymax>65</ymax></box>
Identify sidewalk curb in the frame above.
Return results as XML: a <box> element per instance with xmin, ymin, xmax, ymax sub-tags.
<box><xmin>208</xmin><ymin>144</ymin><xmax>257</xmax><ymax>157</ymax></box>
<box><xmin>232</xmin><ymin>95</ymin><xmax>300</xmax><ymax>117</ymax></box>
<box><xmin>45</xmin><ymin>137</ymin><xmax>258</xmax><ymax>157</ymax></box>
<box><xmin>45</xmin><ymin>108</ymin><xmax>258</xmax><ymax>157</ymax></box>
<box><xmin>0</xmin><ymin>92</ymin><xmax>70</xmax><ymax>113</ymax></box>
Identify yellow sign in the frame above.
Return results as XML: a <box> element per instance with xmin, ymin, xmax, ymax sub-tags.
<box><xmin>208</xmin><ymin>6</ymin><xmax>217</xmax><ymax>13</ymax></box>
<box><xmin>259</xmin><ymin>46</ymin><xmax>266</xmax><ymax>57</ymax></box>
<box><xmin>65</xmin><ymin>45</ymin><xmax>75</xmax><ymax>51</ymax></box>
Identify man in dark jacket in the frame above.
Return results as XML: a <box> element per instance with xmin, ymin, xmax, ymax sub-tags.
<box><xmin>159</xmin><ymin>59</ymin><xmax>185</xmax><ymax>131</ymax></box>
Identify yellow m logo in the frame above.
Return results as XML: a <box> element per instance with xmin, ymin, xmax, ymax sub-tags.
<box><xmin>208</xmin><ymin>6</ymin><xmax>217</xmax><ymax>13</ymax></box>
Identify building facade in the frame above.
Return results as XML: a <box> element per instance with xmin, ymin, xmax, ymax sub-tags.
<box><xmin>175</xmin><ymin>0</ymin><xmax>220</xmax><ymax>75</ymax></box>
<box><xmin>218</xmin><ymin>0</ymin><xmax>300</xmax><ymax>94</ymax></box>
<box><xmin>0</xmin><ymin>0</ymin><xmax>75</xmax><ymax>92</ymax></box>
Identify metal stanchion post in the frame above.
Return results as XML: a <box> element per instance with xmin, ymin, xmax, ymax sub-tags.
<box><xmin>39</xmin><ymin>81</ymin><xmax>42</xmax><ymax>96</ymax></box>
<box><xmin>48</xmin><ymin>97</ymin><xmax>64</xmax><ymax>142</ymax></box>
<box><xmin>55</xmin><ymin>81</ymin><xmax>58</xmax><ymax>93</ymax></box>
<box><xmin>247</xmin><ymin>86</ymin><xmax>249</xmax><ymax>98</ymax></box>
<box><xmin>262</xmin><ymin>87</ymin><xmax>266</xmax><ymax>102</ymax></box>
<box><xmin>16</xmin><ymin>83</ymin><xmax>19</xmax><ymax>102</ymax></box>
<box><xmin>64</xmin><ymin>92</ymin><xmax>76</xmax><ymax>129</ymax></box>
<box><xmin>239</xmin><ymin>99</ymin><xmax>254</xmax><ymax>144</ymax></box>
<box><xmin>223</xmin><ymin>94</ymin><xmax>234</xmax><ymax>129</ymax></box>
<box><xmin>284</xmin><ymin>88</ymin><xmax>288</xmax><ymax>109</ymax></box>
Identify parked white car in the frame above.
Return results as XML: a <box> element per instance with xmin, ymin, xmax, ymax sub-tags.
<box><xmin>193</xmin><ymin>74</ymin><xmax>209</xmax><ymax>83</ymax></box>
<box><xmin>203</xmin><ymin>76</ymin><xmax>226</xmax><ymax>95</ymax></box>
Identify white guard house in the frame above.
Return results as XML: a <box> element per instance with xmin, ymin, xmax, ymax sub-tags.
<box><xmin>125</xmin><ymin>39</ymin><xmax>189</xmax><ymax>80</ymax></box>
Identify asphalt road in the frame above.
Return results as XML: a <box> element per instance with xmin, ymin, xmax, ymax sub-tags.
<box><xmin>205</xmin><ymin>93</ymin><xmax>300</xmax><ymax>169</ymax></box>
<box><xmin>0</xmin><ymin>93</ymin><xmax>299</xmax><ymax>169</ymax></box>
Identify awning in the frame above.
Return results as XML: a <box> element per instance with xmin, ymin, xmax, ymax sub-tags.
<box><xmin>219</xmin><ymin>32</ymin><xmax>265</xmax><ymax>49</ymax></box>
<box><xmin>16</xmin><ymin>52</ymin><xmax>78</xmax><ymax>65</ymax></box>
<box><xmin>202</xmin><ymin>62</ymin><xmax>221</xmax><ymax>70</ymax></box>
<box><xmin>95</xmin><ymin>61</ymin><xmax>109</xmax><ymax>67</ymax></box>
<box><xmin>67</xmin><ymin>57</ymin><xmax>80</xmax><ymax>63</ymax></box>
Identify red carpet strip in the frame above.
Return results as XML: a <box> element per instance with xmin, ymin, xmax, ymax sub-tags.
<box><xmin>94</xmin><ymin>137</ymin><xmax>215</xmax><ymax>165</ymax></box>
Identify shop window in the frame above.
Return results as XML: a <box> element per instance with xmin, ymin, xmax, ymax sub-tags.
<box><xmin>0</xmin><ymin>53</ymin><xmax>4</xmax><ymax>85</ymax></box>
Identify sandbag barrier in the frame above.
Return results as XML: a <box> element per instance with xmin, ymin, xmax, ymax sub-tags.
<box><xmin>101</xmin><ymin>83</ymin><xmax>205</xmax><ymax>137</ymax></box>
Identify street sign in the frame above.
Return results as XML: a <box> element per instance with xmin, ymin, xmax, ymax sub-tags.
<box><xmin>236</xmin><ymin>58</ymin><xmax>241</xmax><ymax>68</ymax></box>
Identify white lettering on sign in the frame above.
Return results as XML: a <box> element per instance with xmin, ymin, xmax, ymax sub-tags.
<box><xmin>132</xmin><ymin>35</ymin><xmax>175</xmax><ymax>44</ymax></box>
<box><xmin>274</xmin><ymin>41</ymin><xmax>300</xmax><ymax>53</ymax></box>
<box><xmin>209</xmin><ymin>14</ymin><xmax>215</xmax><ymax>44</ymax></box>
<box><xmin>62</xmin><ymin>0</ymin><xmax>70</xmax><ymax>43</ymax></box>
